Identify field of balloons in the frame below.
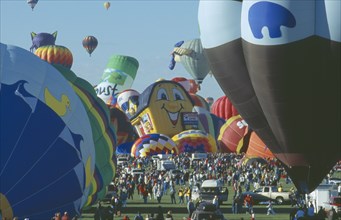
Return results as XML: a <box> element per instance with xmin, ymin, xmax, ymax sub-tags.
<box><xmin>1</xmin><ymin>0</ymin><xmax>340</xmax><ymax>219</ymax></box>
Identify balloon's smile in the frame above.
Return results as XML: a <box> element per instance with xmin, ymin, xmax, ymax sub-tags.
<box><xmin>161</xmin><ymin>104</ymin><xmax>184</xmax><ymax>126</ymax></box>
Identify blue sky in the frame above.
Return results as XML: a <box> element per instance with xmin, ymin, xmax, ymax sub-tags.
<box><xmin>0</xmin><ymin>0</ymin><xmax>225</xmax><ymax>100</ymax></box>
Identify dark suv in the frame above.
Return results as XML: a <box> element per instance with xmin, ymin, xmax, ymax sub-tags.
<box><xmin>191</xmin><ymin>202</ymin><xmax>226</xmax><ymax>220</ymax></box>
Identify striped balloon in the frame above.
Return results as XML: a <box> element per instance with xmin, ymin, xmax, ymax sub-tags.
<box><xmin>218</xmin><ymin>115</ymin><xmax>250</xmax><ymax>153</ymax></box>
<box><xmin>172</xmin><ymin>130</ymin><xmax>217</xmax><ymax>153</ymax></box>
<box><xmin>35</xmin><ymin>45</ymin><xmax>73</xmax><ymax>69</ymax></box>
<box><xmin>131</xmin><ymin>133</ymin><xmax>178</xmax><ymax>158</ymax></box>
<box><xmin>211</xmin><ymin>96</ymin><xmax>239</xmax><ymax>120</ymax></box>
<box><xmin>246</xmin><ymin>132</ymin><xmax>275</xmax><ymax>159</ymax></box>
<box><xmin>82</xmin><ymin>36</ymin><xmax>98</xmax><ymax>56</ymax></box>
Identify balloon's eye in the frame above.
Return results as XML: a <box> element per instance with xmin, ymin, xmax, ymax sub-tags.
<box><xmin>157</xmin><ymin>88</ymin><xmax>169</xmax><ymax>100</ymax></box>
<box><xmin>173</xmin><ymin>88</ymin><xmax>184</xmax><ymax>101</ymax></box>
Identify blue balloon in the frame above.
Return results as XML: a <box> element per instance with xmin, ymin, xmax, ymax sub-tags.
<box><xmin>0</xmin><ymin>43</ymin><xmax>95</xmax><ymax>219</ymax></box>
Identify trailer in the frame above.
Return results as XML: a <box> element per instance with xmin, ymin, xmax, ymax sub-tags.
<box><xmin>306</xmin><ymin>184</ymin><xmax>338</xmax><ymax>213</ymax></box>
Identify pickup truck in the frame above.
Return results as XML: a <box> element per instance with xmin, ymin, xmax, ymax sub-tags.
<box><xmin>253</xmin><ymin>186</ymin><xmax>292</xmax><ymax>204</ymax></box>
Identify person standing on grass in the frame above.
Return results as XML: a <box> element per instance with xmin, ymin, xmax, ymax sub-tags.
<box><xmin>169</xmin><ymin>184</ymin><xmax>176</xmax><ymax>204</ymax></box>
<box><xmin>187</xmin><ymin>199</ymin><xmax>195</xmax><ymax>218</ymax></box>
<box><xmin>266</xmin><ymin>200</ymin><xmax>275</xmax><ymax>215</ymax></box>
<box><xmin>178</xmin><ymin>187</ymin><xmax>184</xmax><ymax>204</ymax></box>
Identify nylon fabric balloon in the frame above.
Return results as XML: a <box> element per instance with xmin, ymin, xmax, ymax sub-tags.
<box><xmin>53</xmin><ymin>65</ymin><xmax>117</xmax><ymax>208</ymax></box>
<box><xmin>116</xmin><ymin>89</ymin><xmax>140</xmax><ymax>115</ymax></box>
<box><xmin>210</xmin><ymin>96</ymin><xmax>239</xmax><ymax>120</ymax></box>
<box><xmin>35</xmin><ymin>45</ymin><xmax>73</xmax><ymax>69</ymax></box>
<box><xmin>30</xmin><ymin>31</ymin><xmax>57</xmax><ymax>52</ymax></box>
<box><xmin>82</xmin><ymin>36</ymin><xmax>98</xmax><ymax>56</ymax></box>
<box><xmin>246</xmin><ymin>132</ymin><xmax>275</xmax><ymax>159</ymax></box>
<box><xmin>109</xmin><ymin>107</ymin><xmax>138</xmax><ymax>146</ymax></box>
<box><xmin>104</xmin><ymin>2</ymin><xmax>110</xmax><ymax>10</ymax></box>
<box><xmin>190</xmin><ymin>93</ymin><xmax>209</xmax><ymax>111</ymax></box>
<box><xmin>116</xmin><ymin>142</ymin><xmax>134</xmax><ymax>155</ymax></box>
<box><xmin>171</xmin><ymin>77</ymin><xmax>200</xmax><ymax>94</ymax></box>
<box><xmin>218</xmin><ymin>115</ymin><xmax>251</xmax><ymax>153</ymax></box>
<box><xmin>0</xmin><ymin>43</ymin><xmax>95</xmax><ymax>219</ymax></box>
<box><xmin>131</xmin><ymin>134</ymin><xmax>178</xmax><ymax>158</ymax></box>
<box><xmin>199</xmin><ymin>0</ymin><xmax>340</xmax><ymax>193</ymax></box>
<box><xmin>95</xmin><ymin>55</ymin><xmax>139</xmax><ymax>105</ymax></box>
<box><xmin>27</xmin><ymin>0</ymin><xmax>38</xmax><ymax>11</ymax></box>
<box><xmin>169</xmin><ymin>39</ymin><xmax>211</xmax><ymax>84</ymax></box>
<box><xmin>172</xmin><ymin>130</ymin><xmax>217</xmax><ymax>154</ymax></box>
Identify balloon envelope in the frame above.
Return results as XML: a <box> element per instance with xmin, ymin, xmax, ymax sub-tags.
<box><xmin>0</xmin><ymin>43</ymin><xmax>95</xmax><ymax>219</ymax></box>
<box><xmin>199</xmin><ymin>0</ymin><xmax>340</xmax><ymax>193</ymax></box>
<box><xmin>210</xmin><ymin>96</ymin><xmax>239</xmax><ymax>120</ymax></box>
<box><xmin>95</xmin><ymin>55</ymin><xmax>139</xmax><ymax>104</ymax></box>
<box><xmin>131</xmin><ymin>134</ymin><xmax>178</xmax><ymax>158</ymax></box>
<box><xmin>35</xmin><ymin>45</ymin><xmax>73</xmax><ymax>69</ymax></box>
<box><xmin>82</xmin><ymin>36</ymin><xmax>98</xmax><ymax>56</ymax></box>
<box><xmin>171</xmin><ymin>39</ymin><xmax>211</xmax><ymax>84</ymax></box>
<box><xmin>172</xmin><ymin>130</ymin><xmax>218</xmax><ymax>153</ymax></box>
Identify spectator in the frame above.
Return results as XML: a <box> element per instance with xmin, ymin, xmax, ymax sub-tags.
<box><xmin>165</xmin><ymin>211</ymin><xmax>173</xmax><ymax>220</ymax></box>
<box><xmin>295</xmin><ymin>207</ymin><xmax>305</xmax><ymax>220</ymax></box>
<box><xmin>61</xmin><ymin>212</ymin><xmax>70</xmax><ymax>220</ymax></box>
<box><xmin>133</xmin><ymin>211</ymin><xmax>143</xmax><ymax>220</ymax></box>
<box><xmin>266</xmin><ymin>200</ymin><xmax>275</xmax><ymax>215</ymax></box>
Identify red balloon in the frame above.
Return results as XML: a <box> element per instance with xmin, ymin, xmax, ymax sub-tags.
<box><xmin>211</xmin><ymin>96</ymin><xmax>238</xmax><ymax>120</ymax></box>
<box><xmin>218</xmin><ymin>115</ymin><xmax>250</xmax><ymax>153</ymax></box>
<box><xmin>172</xmin><ymin>77</ymin><xmax>200</xmax><ymax>94</ymax></box>
<box><xmin>189</xmin><ymin>93</ymin><xmax>209</xmax><ymax>110</ymax></box>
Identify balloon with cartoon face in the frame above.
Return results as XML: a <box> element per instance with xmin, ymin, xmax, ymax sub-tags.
<box><xmin>129</xmin><ymin>80</ymin><xmax>194</xmax><ymax>137</ymax></box>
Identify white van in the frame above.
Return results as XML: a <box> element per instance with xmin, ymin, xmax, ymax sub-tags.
<box><xmin>192</xmin><ymin>179</ymin><xmax>228</xmax><ymax>204</ymax></box>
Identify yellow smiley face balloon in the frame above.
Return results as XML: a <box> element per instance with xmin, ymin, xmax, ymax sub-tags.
<box><xmin>130</xmin><ymin>80</ymin><xmax>194</xmax><ymax>137</ymax></box>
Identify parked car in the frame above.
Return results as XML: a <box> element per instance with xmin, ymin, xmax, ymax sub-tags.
<box><xmin>329</xmin><ymin>177</ymin><xmax>341</xmax><ymax>185</ymax></box>
<box><xmin>191</xmin><ymin>201</ymin><xmax>226</xmax><ymax>220</ymax></box>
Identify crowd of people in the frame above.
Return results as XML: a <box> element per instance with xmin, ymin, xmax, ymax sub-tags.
<box><xmin>100</xmin><ymin>152</ymin><xmax>297</xmax><ymax>219</ymax></box>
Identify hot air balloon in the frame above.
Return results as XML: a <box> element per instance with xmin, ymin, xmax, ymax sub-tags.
<box><xmin>0</xmin><ymin>43</ymin><xmax>96</xmax><ymax>219</ymax></box>
<box><xmin>172</xmin><ymin>130</ymin><xmax>218</xmax><ymax>154</ymax></box>
<box><xmin>116</xmin><ymin>142</ymin><xmax>134</xmax><ymax>155</ymax></box>
<box><xmin>35</xmin><ymin>45</ymin><xmax>73</xmax><ymax>69</ymax></box>
<box><xmin>169</xmin><ymin>39</ymin><xmax>211</xmax><ymax>84</ymax></box>
<box><xmin>131</xmin><ymin>134</ymin><xmax>178</xmax><ymax>158</ymax></box>
<box><xmin>199</xmin><ymin>0</ymin><xmax>340</xmax><ymax>193</ymax></box>
<box><xmin>246</xmin><ymin>132</ymin><xmax>275</xmax><ymax>159</ymax></box>
<box><xmin>218</xmin><ymin>115</ymin><xmax>251</xmax><ymax>153</ymax></box>
<box><xmin>104</xmin><ymin>2</ymin><xmax>110</xmax><ymax>10</ymax></box>
<box><xmin>53</xmin><ymin>65</ymin><xmax>117</xmax><ymax>208</ymax></box>
<box><xmin>82</xmin><ymin>36</ymin><xmax>98</xmax><ymax>56</ymax></box>
<box><xmin>30</xmin><ymin>31</ymin><xmax>57</xmax><ymax>52</ymax></box>
<box><xmin>116</xmin><ymin>89</ymin><xmax>140</xmax><ymax>115</ymax></box>
<box><xmin>109</xmin><ymin>107</ymin><xmax>138</xmax><ymax>146</ymax></box>
<box><xmin>193</xmin><ymin>106</ymin><xmax>225</xmax><ymax>142</ymax></box>
<box><xmin>27</xmin><ymin>0</ymin><xmax>38</xmax><ymax>10</ymax></box>
<box><xmin>128</xmin><ymin>80</ymin><xmax>195</xmax><ymax>137</ymax></box>
<box><xmin>171</xmin><ymin>77</ymin><xmax>200</xmax><ymax>94</ymax></box>
<box><xmin>210</xmin><ymin>96</ymin><xmax>239</xmax><ymax>120</ymax></box>
<box><xmin>95</xmin><ymin>55</ymin><xmax>139</xmax><ymax>105</ymax></box>
<box><xmin>190</xmin><ymin>93</ymin><xmax>210</xmax><ymax>111</ymax></box>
